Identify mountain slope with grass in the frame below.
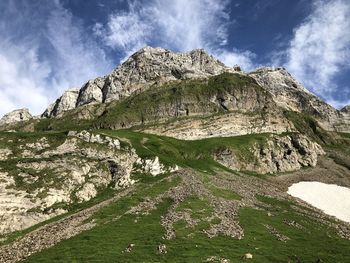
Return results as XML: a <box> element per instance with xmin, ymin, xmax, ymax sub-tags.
<box><xmin>0</xmin><ymin>47</ymin><xmax>350</xmax><ymax>263</ymax></box>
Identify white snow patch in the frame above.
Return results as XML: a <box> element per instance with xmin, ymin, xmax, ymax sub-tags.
<box><xmin>288</xmin><ymin>181</ymin><xmax>350</xmax><ymax>223</ymax></box>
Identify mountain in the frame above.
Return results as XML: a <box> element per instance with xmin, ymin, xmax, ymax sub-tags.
<box><xmin>0</xmin><ymin>47</ymin><xmax>350</xmax><ymax>262</ymax></box>
<box><xmin>43</xmin><ymin>47</ymin><xmax>238</xmax><ymax>118</ymax></box>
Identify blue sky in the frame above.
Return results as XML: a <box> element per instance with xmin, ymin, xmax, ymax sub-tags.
<box><xmin>0</xmin><ymin>0</ymin><xmax>349</xmax><ymax>116</ymax></box>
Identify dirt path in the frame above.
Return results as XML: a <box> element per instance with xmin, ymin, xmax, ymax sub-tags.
<box><xmin>0</xmin><ymin>187</ymin><xmax>134</xmax><ymax>263</ymax></box>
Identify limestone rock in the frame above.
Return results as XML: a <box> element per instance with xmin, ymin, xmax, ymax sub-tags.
<box><xmin>43</xmin><ymin>47</ymin><xmax>238</xmax><ymax>117</ymax></box>
<box><xmin>215</xmin><ymin>134</ymin><xmax>325</xmax><ymax>174</ymax></box>
<box><xmin>136</xmin><ymin>156</ymin><xmax>179</xmax><ymax>176</ymax></box>
<box><xmin>68</xmin><ymin>130</ymin><xmax>121</xmax><ymax>150</ymax></box>
<box><xmin>76</xmin><ymin>78</ymin><xmax>105</xmax><ymax>107</ymax></box>
<box><xmin>243</xmin><ymin>253</ymin><xmax>253</xmax><ymax>259</ymax></box>
<box><xmin>0</xmin><ymin>108</ymin><xmax>32</xmax><ymax>126</ymax></box>
<box><xmin>42</xmin><ymin>88</ymin><xmax>79</xmax><ymax>118</ymax></box>
<box><xmin>249</xmin><ymin>67</ymin><xmax>348</xmax><ymax>132</ymax></box>
<box><xmin>0</xmin><ymin>148</ymin><xmax>12</xmax><ymax>160</ymax></box>
<box><xmin>75</xmin><ymin>183</ymin><xmax>97</xmax><ymax>202</ymax></box>
<box><xmin>341</xmin><ymin>105</ymin><xmax>350</xmax><ymax>113</ymax></box>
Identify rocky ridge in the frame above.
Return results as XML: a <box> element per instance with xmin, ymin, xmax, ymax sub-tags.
<box><xmin>42</xmin><ymin>88</ymin><xmax>80</xmax><ymax>118</ymax></box>
<box><xmin>44</xmin><ymin>47</ymin><xmax>237</xmax><ymax>117</ymax></box>
<box><xmin>249</xmin><ymin>67</ymin><xmax>349</xmax><ymax>132</ymax></box>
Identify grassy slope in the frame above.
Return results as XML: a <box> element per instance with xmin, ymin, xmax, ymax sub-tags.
<box><xmin>99</xmin><ymin>129</ymin><xmax>270</xmax><ymax>173</ymax></box>
<box><xmin>3</xmin><ymin>129</ymin><xmax>346</xmax><ymax>262</ymax></box>
<box><xmin>23</xmin><ymin>172</ymin><xmax>350</xmax><ymax>263</ymax></box>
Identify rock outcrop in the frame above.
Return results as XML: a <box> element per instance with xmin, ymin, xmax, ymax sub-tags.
<box><xmin>0</xmin><ymin>130</ymin><xmax>179</xmax><ymax>235</ymax></box>
<box><xmin>136</xmin><ymin>157</ymin><xmax>179</xmax><ymax>176</ymax></box>
<box><xmin>0</xmin><ymin>131</ymin><xmax>134</xmax><ymax>235</ymax></box>
<box><xmin>44</xmin><ymin>47</ymin><xmax>237</xmax><ymax>117</ymax></box>
<box><xmin>42</xmin><ymin>88</ymin><xmax>80</xmax><ymax>118</ymax></box>
<box><xmin>214</xmin><ymin>134</ymin><xmax>325</xmax><ymax>174</ymax></box>
<box><xmin>249</xmin><ymin>67</ymin><xmax>349</xmax><ymax>132</ymax></box>
<box><xmin>0</xmin><ymin>108</ymin><xmax>32</xmax><ymax>126</ymax></box>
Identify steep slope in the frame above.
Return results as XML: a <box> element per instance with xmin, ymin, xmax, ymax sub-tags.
<box><xmin>0</xmin><ymin>131</ymin><xmax>349</xmax><ymax>262</ymax></box>
<box><xmin>43</xmin><ymin>47</ymin><xmax>237</xmax><ymax>117</ymax></box>
<box><xmin>249</xmin><ymin>67</ymin><xmax>349</xmax><ymax>132</ymax></box>
<box><xmin>42</xmin><ymin>88</ymin><xmax>80</xmax><ymax>118</ymax></box>
<box><xmin>1</xmin><ymin>46</ymin><xmax>350</xmax><ymax>263</ymax></box>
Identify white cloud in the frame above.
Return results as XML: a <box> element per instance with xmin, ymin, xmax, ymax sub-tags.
<box><xmin>284</xmin><ymin>0</ymin><xmax>350</xmax><ymax>102</ymax></box>
<box><xmin>217</xmin><ymin>49</ymin><xmax>257</xmax><ymax>71</ymax></box>
<box><xmin>97</xmin><ymin>0</ymin><xmax>256</xmax><ymax>70</ymax></box>
<box><xmin>0</xmin><ymin>0</ymin><xmax>112</xmax><ymax>117</ymax></box>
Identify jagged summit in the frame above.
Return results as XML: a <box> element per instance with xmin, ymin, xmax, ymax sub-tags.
<box><xmin>44</xmin><ymin>46</ymin><xmax>237</xmax><ymax>117</ymax></box>
<box><xmin>0</xmin><ymin>46</ymin><xmax>348</xmax><ymax>134</ymax></box>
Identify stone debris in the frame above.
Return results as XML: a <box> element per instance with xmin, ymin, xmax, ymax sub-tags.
<box><xmin>68</xmin><ymin>130</ymin><xmax>121</xmax><ymax>150</ymax></box>
<box><xmin>264</xmin><ymin>224</ymin><xmax>290</xmax><ymax>242</ymax></box>
<box><xmin>205</xmin><ymin>256</ymin><xmax>230</xmax><ymax>262</ymax></box>
<box><xmin>0</xmin><ymin>148</ymin><xmax>12</xmax><ymax>160</ymax></box>
<box><xmin>283</xmin><ymin>219</ymin><xmax>303</xmax><ymax>229</ymax></box>
<box><xmin>243</xmin><ymin>253</ymin><xmax>253</xmax><ymax>259</ymax></box>
<box><xmin>0</xmin><ymin>188</ymin><xmax>133</xmax><ymax>263</ymax></box>
<box><xmin>124</xmin><ymin>243</ymin><xmax>135</xmax><ymax>253</ymax></box>
<box><xmin>157</xmin><ymin>244</ymin><xmax>167</xmax><ymax>254</ymax></box>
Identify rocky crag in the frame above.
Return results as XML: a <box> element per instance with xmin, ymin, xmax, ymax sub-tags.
<box><xmin>0</xmin><ymin>130</ymin><xmax>175</xmax><ymax>235</ymax></box>
<box><xmin>1</xmin><ymin>47</ymin><xmax>349</xmax><ymax>134</ymax></box>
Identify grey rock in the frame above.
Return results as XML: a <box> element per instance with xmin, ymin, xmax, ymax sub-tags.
<box><xmin>0</xmin><ymin>108</ymin><xmax>32</xmax><ymax>126</ymax></box>
<box><xmin>44</xmin><ymin>47</ymin><xmax>237</xmax><ymax>117</ymax></box>
<box><xmin>249</xmin><ymin>67</ymin><xmax>349</xmax><ymax>132</ymax></box>
<box><xmin>215</xmin><ymin>134</ymin><xmax>325</xmax><ymax>174</ymax></box>
<box><xmin>42</xmin><ymin>88</ymin><xmax>80</xmax><ymax>118</ymax></box>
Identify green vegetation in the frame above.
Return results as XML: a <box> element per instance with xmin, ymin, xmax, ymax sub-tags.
<box><xmin>94</xmin><ymin>72</ymin><xmax>267</xmax><ymax>129</ymax></box>
<box><xmin>16</xmin><ymin>73</ymin><xmax>266</xmax><ymax>133</ymax></box>
<box><xmin>176</xmin><ymin>196</ymin><xmax>214</xmax><ymax>219</ymax></box>
<box><xmin>284</xmin><ymin>111</ymin><xmax>335</xmax><ymax>145</ymax></box>
<box><xmin>99</xmin><ymin>129</ymin><xmax>269</xmax><ymax>174</ymax></box>
<box><xmin>23</xmin><ymin>179</ymin><xmax>350</xmax><ymax>263</ymax></box>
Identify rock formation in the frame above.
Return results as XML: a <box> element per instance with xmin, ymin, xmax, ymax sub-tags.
<box><xmin>43</xmin><ymin>47</ymin><xmax>237</xmax><ymax>117</ymax></box>
<box><xmin>42</xmin><ymin>88</ymin><xmax>80</xmax><ymax>118</ymax></box>
<box><xmin>249</xmin><ymin>67</ymin><xmax>349</xmax><ymax>132</ymax></box>
<box><xmin>214</xmin><ymin>134</ymin><xmax>325</xmax><ymax>174</ymax></box>
<box><xmin>38</xmin><ymin>47</ymin><xmax>349</xmax><ymax>135</ymax></box>
<box><xmin>0</xmin><ymin>108</ymin><xmax>32</xmax><ymax>126</ymax></box>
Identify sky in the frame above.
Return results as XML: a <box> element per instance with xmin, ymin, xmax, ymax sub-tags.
<box><xmin>0</xmin><ymin>0</ymin><xmax>349</xmax><ymax>117</ymax></box>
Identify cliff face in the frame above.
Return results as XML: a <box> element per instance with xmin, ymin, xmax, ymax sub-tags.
<box><xmin>36</xmin><ymin>47</ymin><xmax>349</xmax><ymax>134</ymax></box>
<box><xmin>43</xmin><ymin>88</ymin><xmax>80</xmax><ymax>118</ymax></box>
<box><xmin>249</xmin><ymin>67</ymin><xmax>349</xmax><ymax>132</ymax></box>
<box><xmin>214</xmin><ymin>134</ymin><xmax>325</xmax><ymax>174</ymax></box>
<box><xmin>0</xmin><ymin>130</ymin><xmax>176</xmax><ymax>235</ymax></box>
<box><xmin>44</xmin><ymin>47</ymin><xmax>237</xmax><ymax>117</ymax></box>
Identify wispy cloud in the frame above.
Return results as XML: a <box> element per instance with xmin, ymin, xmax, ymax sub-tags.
<box><xmin>0</xmin><ymin>0</ymin><xmax>112</xmax><ymax>116</ymax></box>
<box><xmin>282</xmin><ymin>0</ymin><xmax>350</xmax><ymax>108</ymax></box>
<box><xmin>96</xmin><ymin>0</ymin><xmax>256</xmax><ymax>70</ymax></box>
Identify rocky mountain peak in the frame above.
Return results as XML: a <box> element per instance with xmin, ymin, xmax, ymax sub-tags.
<box><xmin>0</xmin><ymin>108</ymin><xmax>32</xmax><ymax>126</ymax></box>
<box><xmin>45</xmin><ymin>47</ymin><xmax>237</xmax><ymax>117</ymax></box>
